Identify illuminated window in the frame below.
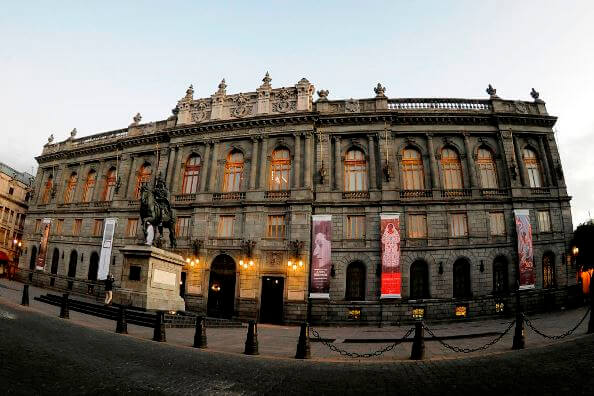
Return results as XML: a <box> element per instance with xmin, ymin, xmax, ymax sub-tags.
<box><xmin>223</xmin><ymin>151</ymin><xmax>244</xmax><ymax>192</ymax></box>
<box><xmin>134</xmin><ymin>163</ymin><xmax>152</xmax><ymax>199</ymax></box>
<box><xmin>182</xmin><ymin>155</ymin><xmax>201</xmax><ymax>194</ymax></box>
<box><xmin>82</xmin><ymin>170</ymin><xmax>96</xmax><ymax>202</ymax></box>
<box><xmin>126</xmin><ymin>219</ymin><xmax>138</xmax><ymax>238</ymax></box>
<box><xmin>453</xmin><ymin>259</ymin><xmax>471</xmax><ymax>298</ymax></box>
<box><xmin>455</xmin><ymin>305</ymin><xmax>468</xmax><ymax>317</ymax></box>
<box><xmin>267</xmin><ymin>215</ymin><xmax>285</xmax><ymax>239</ymax></box>
<box><xmin>344</xmin><ymin>149</ymin><xmax>367</xmax><ymax>191</ymax></box>
<box><xmin>441</xmin><ymin>147</ymin><xmax>463</xmax><ymax>189</ymax></box>
<box><xmin>401</xmin><ymin>148</ymin><xmax>425</xmax><ymax>190</ymax></box>
<box><xmin>449</xmin><ymin>213</ymin><xmax>468</xmax><ymax>237</ymax></box>
<box><xmin>537</xmin><ymin>210</ymin><xmax>551</xmax><ymax>232</ymax></box>
<box><xmin>543</xmin><ymin>252</ymin><xmax>555</xmax><ymax>288</ymax></box>
<box><xmin>176</xmin><ymin>216</ymin><xmax>191</xmax><ymax>238</ymax></box>
<box><xmin>56</xmin><ymin>219</ymin><xmax>64</xmax><ymax>235</ymax></box>
<box><xmin>489</xmin><ymin>212</ymin><xmax>506</xmax><ymax>236</ymax></box>
<box><xmin>73</xmin><ymin>218</ymin><xmax>82</xmax><ymax>236</ymax></box>
<box><xmin>523</xmin><ymin>148</ymin><xmax>543</xmax><ymax>188</ymax></box>
<box><xmin>34</xmin><ymin>219</ymin><xmax>41</xmax><ymax>234</ymax></box>
<box><xmin>63</xmin><ymin>172</ymin><xmax>78</xmax><ymax>203</ymax></box>
<box><xmin>408</xmin><ymin>214</ymin><xmax>427</xmax><ymax>238</ymax></box>
<box><xmin>477</xmin><ymin>148</ymin><xmax>498</xmax><ymax>188</ymax></box>
<box><xmin>42</xmin><ymin>175</ymin><xmax>53</xmax><ymax>204</ymax></box>
<box><xmin>410</xmin><ymin>260</ymin><xmax>429</xmax><ymax>299</ymax></box>
<box><xmin>217</xmin><ymin>215</ymin><xmax>234</xmax><ymax>238</ymax></box>
<box><xmin>269</xmin><ymin>148</ymin><xmax>291</xmax><ymax>191</ymax></box>
<box><xmin>346</xmin><ymin>215</ymin><xmax>365</xmax><ymax>239</ymax></box>
<box><xmin>102</xmin><ymin>167</ymin><xmax>117</xmax><ymax>201</ymax></box>
<box><xmin>345</xmin><ymin>261</ymin><xmax>366</xmax><ymax>300</ymax></box>
<box><xmin>93</xmin><ymin>219</ymin><xmax>103</xmax><ymax>237</ymax></box>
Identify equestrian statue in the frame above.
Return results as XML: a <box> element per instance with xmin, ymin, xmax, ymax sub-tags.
<box><xmin>139</xmin><ymin>174</ymin><xmax>177</xmax><ymax>249</ymax></box>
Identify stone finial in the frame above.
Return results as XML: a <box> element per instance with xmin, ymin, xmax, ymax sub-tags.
<box><xmin>317</xmin><ymin>90</ymin><xmax>329</xmax><ymax>101</ymax></box>
<box><xmin>217</xmin><ymin>79</ymin><xmax>227</xmax><ymax>95</ymax></box>
<box><xmin>133</xmin><ymin>112</ymin><xmax>142</xmax><ymax>124</ymax></box>
<box><xmin>70</xmin><ymin>128</ymin><xmax>77</xmax><ymax>138</ymax></box>
<box><xmin>185</xmin><ymin>84</ymin><xmax>194</xmax><ymax>99</ymax></box>
<box><xmin>261</xmin><ymin>71</ymin><xmax>272</xmax><ymax>87</ymax></box>
<box><xmin>47</xmin><ymin>134</ymin><xmax>54</xmax><ymax>144</ymax></box>
<box><xmin>374</xmin><ymin>83</ymin><xmax>386</xmax><ymax>98</ymax></box>
<box><xmin>531</xmin><ymin>88</ymin><xmax>543</xmax><ymax>102</ymax></box>
<box><xmin>486</xmin><ymin>84</ymin><xmax>499</xmax><ymax>98</ymax></box>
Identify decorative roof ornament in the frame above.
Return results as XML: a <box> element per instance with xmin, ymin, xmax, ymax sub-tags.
<box><xmin>374</xmin><ymin>83</ymin><xmax>386</xmax><ymax>98</ymax></box>
<box><xmin>216</xmin><ymin>79</ymin><xmax>227</xmax><ymax>95</ymax></box>
<box><xmin>47</xmin><ymin>134</ymin><xmax>54</xmax><ymax>144</ymax></box>
<box><xmin>486</xmin><ymin>84</ymin><xmax>499</xmax><ymax>98</ymax></box>
<box><xmin>261</xmin><ymin>72</ymin><xmax>272</xmax><ymax>88</ymax></box>
<box><xmin>317</xmin><ymin>89</ymin><xmax>329</xmax><ymax>101</ymax></box>
<box><xmin>171</xmin><ymin>105</ymin><xmax>179</xmax><ymax>116</ymax></box>
<box><xmin>70</xmin><ymin>128</ymin><xmax>77</xmax><ymax>138</ymax></box>
<box><xmin>531</xmin><ymin>88</ymin><xmax>543</xmax><ymax>102</ymax></box>
<box><xmin>133</xmin><ymin>112</ymin><xmax>142</xmax><ymax>124</ymax></box>
<box><xmin>185</xmin><ymin>84</ymin><xmax>194</xmax><ymax>100</ymax></box>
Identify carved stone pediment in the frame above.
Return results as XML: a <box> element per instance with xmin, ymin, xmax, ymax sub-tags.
<box><xmin>190</xmin><ymin>101</ymin><xmax>211</xmax><ymax>123</ymax></box>
<box><xmin>231</xmin><ymin>93</ymin><xmax>253</xmax><ymax>118</ymax></box>
<box><xmin>272</xmin><ymin>88</ymin><xmax>297</xmax><ymax>113</ymax></box>
<box><xmin>345</xmin><ymin>99</ymin><xmax>359</xmax><ymax>113</ymax></box>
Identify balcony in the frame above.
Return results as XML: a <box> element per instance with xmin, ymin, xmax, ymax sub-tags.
<box><xmin>480</xmin><ymin>188</ymin><xmax>508</xmax><ymax>197</ymax></box>
<box><xmin>342</xmin><ymin>191</ymin><xmax>370</xmax><ymax>200</ymax></box>
<box><xmin>399</xmin><ymin>189</ymin><xmax>432</xmax><ymax>199</ymax></box>
<box><xmin>213</xmin><ymin>192</ymin><xmax>245</xmax><ymax>201</ymax></box>
<box><xmin>174</xmin><ymin>193</ymin><xmax>196</xmax><ymax>203</ymax></box>
<box><xmin>441</xmin><ymin>189</ymin><xmax>472</xmax><ymax>198</ymax></box>
<box><xmin>387</xmin><ymin>98</ymin><xmax>492</xmax><ymax>112</ymax></box>
<box><xmin>531</xmin><ymin>187</ymin><xmax>551</xmax><ymax>195</ymax></box>
<box><xmin>264</xmin><ymin>190</ymin><xmax>291</xmax><ymax>200</ymax></box>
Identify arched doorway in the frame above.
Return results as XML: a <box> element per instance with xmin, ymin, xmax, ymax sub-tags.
<box><xmin>50</xmin><ymin>248</ymin><xmax>59</xmax><ymax>287</ymax></box>
<box><xmin>453</xmin><ymin>258</ymin><xmax>471</xmax><ymax>298</ymax></box>
<box><xmin>29</xmin><ymin>246</ymin><xmax>37</xmax><ymax>270</ymax></box>
<box><xmin>493</xmin><ymin>256</ymin><xmax>508</xmax><ymax>294</ymax></box>
<box><xmin>345</xmin><ymin>261</ymin><xmax>366</xmax><ymax>301</ymax></box>
<box><xmin>207</xmin><ymin>254</ymin><xmax>236</xmax><ymax>318</ymax></box>
<box><xmin>67</xmin><ymin>250</ymin><xmax>78</xmax><ymax>290</ymax></box>
<box><xmin>88</xmin><ymin>252</ymin><xmax>99</xmax><ymax>281</ymax></box>
<box><xmin>410</xmin><ymin>260</ymin><xmax>429</xmax><ymax>299</ymax></box>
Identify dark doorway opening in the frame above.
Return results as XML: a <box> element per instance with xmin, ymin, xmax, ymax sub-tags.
<box><xmin>180</xmin><ymin>272</ymin><xmax>187</xmax><ymax>298</ymax></box>
<box><xmin>207</xmin><ymin>255</ymin><xmax>236</xmax><ymax>318</ymax></box>
<box><xmin>260</xmin><ymin>276</ymin><xmax>284</xmax><ymax>324</ymax></box>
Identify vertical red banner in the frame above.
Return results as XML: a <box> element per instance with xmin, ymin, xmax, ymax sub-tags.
<box><xmin>36</xmin><ymin>218</ymin><xmax>51</xmax><ymax>270</ymax></box>
<box><xmin>514</xmin><ymin>209</ymin><xmax>535</xmax><ymax>289</ymax></box>
<box><xmin>380</xmin><ymin>213</ymin><xmax>401</xmax><ymax>298</ymax></box>
<box><xmin>310</xmin><ymin>215</ymin><xmax>331</xmax><ymax>299</ymax></box>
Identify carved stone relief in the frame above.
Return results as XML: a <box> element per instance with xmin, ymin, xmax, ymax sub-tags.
<box><xmin>272</xmin><ymin>88</ymin><xmax>296</xmax><ymax>113</ymax></box>
<box><xmin>345</xmin><ymin>99</ymin><xmax>360</xmax><ymax>113</ymax></box>
<box><xmin>232</xmin><ymin>93</ymin><xmax>253</xmax><ymax>118</ymax></box>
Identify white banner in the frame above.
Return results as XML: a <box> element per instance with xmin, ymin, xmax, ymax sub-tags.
<box><xmin>98</xmin><ymin>218</ymin><xmax>117</xmax><ymax>280</ymax></box>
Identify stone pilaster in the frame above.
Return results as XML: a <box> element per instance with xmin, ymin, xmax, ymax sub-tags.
<box><xmin>293</xmin><ymin>133</ymin><xmax>301</xmax><ymax>189</ymax></box>
<box><xmin>304</xmin><ymin>132</ymin><xmax>313</xmax><ymax>189</ymax></box>
<box><xmin>169</xmin><ymin>146</ymin><xmax>182</xmax><ymax>194</ymax></box>
<box><xmin>200</xmin><ymin>142</ymin><xmax>211</xmax><ymax>192</ymax></box>
<box><xmin>463</xmin><ymin>133</ymin><xmax>478</xmax><ymax>188</ymax></box>
<box><xmin>426</xmin><ymin>134</ymin><xmax>439</xmax><ymax>189</ymax></box>
<box><xmin>334</xmin><ymin>136</ymin><xmax>342</xmax><ymax>191</ymax></box>
<box><xmin>259</xmin><ymin>137</ymin><xmax>268</xmax><ymax>190</ymax></box>
<box><xmin>513</xmin><ymin>136</ymin><xmax>527</xmax><ymax>186</ymax></box>
<box><xmin>249</xmin><ymin>138</ymin><xmax>258</xmax><ymax>190</ymax></box>
<box><xmin>208</xmin><ymin>142</ymin><xmax>220</xmax><ymax>192</ymax></box>
<box><xmin>368</xmin><ymin>134</ymin><xmax>377</xmax><ymax>190</ymax></box>
<box><xmin>538</xmin><ymin>135</ymin><xmax>553</xmax><ymax>186</ymax></box>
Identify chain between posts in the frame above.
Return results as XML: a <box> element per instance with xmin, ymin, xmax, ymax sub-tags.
<box><xmin>309</xmin><ymin>327</ymin><xmax>415</xmax><ymax>358</ymax></box>
<box><xmin>423</xmin><ymin>320</ymin><xmax>516</xmax><ymax>353</ymax></box>
<box><xmin>524</xmin><ymin>307</ymin><xmax>591</xmax><ymax>340</ymax></box>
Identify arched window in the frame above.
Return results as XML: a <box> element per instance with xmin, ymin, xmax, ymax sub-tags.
<box><xmin>63</xmin><ymin>172</ymin><xmax>78</xmax><ymax>203</ymax></box>
<box><xmin>523</xmin><ymin>148</ymin><xmax>543</xmax><ymax>188</ymax></box>
<box><xmin>102</xmin><ymin>167</ymin><xmax>117</xmax><ymax>201</ymax></box>
<box><xmin>477</xmin><ymin>148</ymin><xmax>498</xmax><ymax>189</ymax></box>
<box><xmin>81</xmin><ymin>170</ymin><xmax>96</xmax><ymax>202</ymax></box>
<box><xmin>50</xmin><ymin>248</ymin><xmax>60</xmax><ymax>275</ymax></box>
<box><xmin>223</xmin><ymin>151</ymin><xmax>244</xmax><ymax>192</ymax></box>
<box><xmin>29</xmin><ymin>246</ymin><xmax>37</xmax><ymax>270</ymax></box>
<box><xmin>453</xmin><ymin>258</ymin><xmax>471</xmax><ymax>298</ymax></box>
<box><xmin>182</xmin><ymin>154</ymin><xmax>201</xmax><ymax>194</ymax></box>
<box><xmin>42</xmin><ymin>175</ymin><xmax>53</xmax><ymax>204</ymax></box>
<box><xmin>134</xmin><ymin>163</ymin><xmax>152</xmax><ymax>199</ymax></box>
<box><xmin>441</xmin><ymin>148</ymin><xmax>463</xmax><ymax>189</ymax></box>
<box><xmin>345</xmin><ymin>261</ymin><xmax>366</xmax><ymax>300</ymax></box>
<box><xmin>543</xmin><ymin>252</ymin><xmax>555</xmax><ymax>288</ymax></box>
<box><xmin>410</xmin><ymin>260</ymin><xmax>429</xmax><ymax>299</ymax></box>
<box><xmin>88</xmin><ymin>252</ymin><xmax>99</xmax><ymax>281</ymax></box>
<box><xmin>493</xmin><ymin>256</ymin><xmax>508</xmax><ymax>294</ymax></box>
<box><xmin>344</xmin><ymin>149</ymin><xmax>367</xmax><ymax>191</ymax></box>
<box><xmin>401</xmin><ymin>148</ymin><xmax>425</xmax><ymax>190</ymax></box>
<box><xmin>269</xmin><ymin>148</ymin><xmax>291</xmax><ymax>191</ymax></box>
<box><xmin>68</xmin><ymin>250</ymin><xmax>78</xmax><ymax>278</ymax></box>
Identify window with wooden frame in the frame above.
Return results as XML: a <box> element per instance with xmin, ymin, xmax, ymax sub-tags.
<box><xmin>63</xmin><ymin>172</ymin><xmax>78</xmax><ymax>203</ymax></box>
<box><xmin>489</xmin><ymin>212</ymin><xmax>506</xmax><ymax>236</ymax></box>
<box><xmin>134</xmin><ymin>163</ymin><xmax>152</xmax><ymax>199</ymax></box>
<box><xmin>93</xmin><ymin>219</ymin><xmax>103</xmax><ymax>237</ymax></box>
<box><xmin>537</xmin><ymin>210</ymin><xmax>551</xmax><ymax>233</ymax></box>
<box><xmin>344</xmin><ymin>149</ymin><xmax>367</xmax><ymax>191</ymax></box>
<box><xmin>441</xmin><ymin>147</ymin><xmax>463</xmax><ymax>189</ymax></box>
<box><xmin>477</xmin><ymin>148</ymin><xmax>498</xmax><ymax>189</ymax></box>
<box><xmin>408</xmin><ymin>214</ymin><xmax>427</xmax><ymax>238</ymax></box>
<box><xmin>34</xmin><ymin>219</ymin><xmax>41</xmax><ymax>234</ymax></box>
<box><xmin>41</xmin><ymin>175</ymin><xmax>53</xmax><ymax>204</ymax></box>
<box><xmin>523</xmin><ymin>148</ymin><xmax>543</xmax><ymax>188</ymax></box>
<box><xmin>56</xmin><ymin>219</ymin><xmax>64</xmax><ymax>235</ymax></box>
<box><xmin>182</xmin><ymin>155</ymin><xmax>201</xmax><ymax>194</ymax></box>
<box><xmin>217</xmin><ymin>215</ymin><xmax>235</xmax><ymax>238</ymax></box>
<box><xmin>267</xmin><ymin>215</ymin><xmax>286</xmax><ymax>239</ymax></box>
<box><xmin>346</xmin><ymin>215</ymin><xmax>365</xmax><ymax>239</ymax></box>
<box><xmin>126</xmin><ymin>218</ymin><xmax>139</xmax><ymax>238</ymax></box>
<box><xmin>401</xmin><ymin>148</ymin><xmax>425</xmax><ymax>190</ymax></box>
<box><xmin>345</xmin><ymin>261</ymin><xmax>366</xmax><ymax>300</ymax></box>
<box><xmin>269</xmin><ymin>148</ymin><xmax>291</xmax><ymax>191</ymax></box>
<box><xmin>102</xmin><ymin>167</ymin><xmax>117</xmax><ymax>201</ymax></box>
<box><xmin>176</xmin><ymin>216</ymin><xmax>191</xmax><ymax>238</ymax></box>
<box><xmin>72</xmin><ymin>218</ymin><xmax>82</xmax><ymax>236</ymax></box>
<box><xmin>449</xmin><ymin>213</ymin><xmax>468</xmax><ymax>237</ymax></box>
<box><xmin>81</xmin><ymin>170</ymin><xmax>97</xmax><ymax>202</ymax></box>
<box><xmin>222</xmin><ymin>151</ymin><xmax>244</xmax><ymax>192</ymax></box>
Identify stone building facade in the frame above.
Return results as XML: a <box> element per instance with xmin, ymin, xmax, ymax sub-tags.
<box><xmin>18</xmin><ymin>76</ymin><xmax>576</xmax><ymax>323</ymax></box>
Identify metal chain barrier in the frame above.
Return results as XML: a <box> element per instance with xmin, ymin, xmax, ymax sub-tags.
<box><xmin>309</xmin><ymin>327</ymin><xmax>415</xmax><ymax>358</ymax></box>
<box><xmin>422</xmin><ymin>320</ymin><xmax>516</xmax><ymax>353</ymax></box>
<box><xmin>524</xmin><ymin>307</ymin><xmax>591</xmax><ymax>340</ymax></box>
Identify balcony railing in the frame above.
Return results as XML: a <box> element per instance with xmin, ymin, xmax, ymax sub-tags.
<box><xmin>388</xmin><ymin>98</ymin><xmax>492</xmax><ymax>111</ymax></box>
<box><xmin>480</xmin><ymin>188</ymin><xmax>508</xmax><ymax>197</ymax></box>
<box><xmin>399</xmin><ymin>189</ymin><xmax>432</xmax><ymax>199</ymax></box>
<box><xmin>128</xmin><ymin>200</ymin><xmax>140</xmax><ymax>207</ymax></box>
<box><xmin>531</xmin><ymin>187</ymin><xmax>551</xmax><ymax>195</ymax></box>
<box><xmin>213</xmin><ymin>192</ymin><xmax>245</xmax><ymax>201</ymax></box>
<box><xmin>441</xmin><ymin>189</ymin><xmax>472</xmax><ymax>198</ymax></box>
<box><xmin>264</xmin><ymin>190</ymin><xmax>291</xmax><ymax>199</ymax></box>
<box><xmin>174</xmin><ymin>193</ymin><xmax>196</xmax><ymax>203</ymax></box>
<box><xmin>342</xmin><ymin>191</ymin><xmax>370</xmax><ymax>200</ymax></box>
<box><xmin>93</xmin><ymin>201</ymin><xmax>112</xmax><ymax>208</ymax></box>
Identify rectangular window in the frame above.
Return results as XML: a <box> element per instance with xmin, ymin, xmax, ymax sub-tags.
<box><xmin>0</xmin><ymin>228</ymin><xmax>6</xmax><ymax>246</ymax></box>
<box><xmin>538</xmin><ymin>210</ymin><xmax>551</xmax><ymax>233</ymax></box>
<box><xmin>217</xmin><ymin>216</ymin><xmax>234</xmax><ymax>238</ymax></box>
<box><xmin>176</xmin><ymin>216</ymin><xmax>191</xmax><ymax>238</ymax></box>
<box><xmin>346</xmin><ymin>215</ymin><xmax>365</xmax><ymax>239</ymax></box>
<box><xmin>126</xmin><ymin>219</ymin><xmax>139</xmax><ymax>238</ymax></box>
<box><xmin>93</xmin><ymin>219</ymin><xmax>104</xmax><ymax>237</ymax></box>
<box><xmin>267</xmin><ymin>215</ymin><xmax>286</xmax><ymax>239</ymax></box>
<box><xmin>489</xmin><ymin>212</ymin><xmax>506</xmax><ymax>236</ymax></box>
<box><xmin>449</xmin><ymin>213</ymin><xmax>468</xmax><ymax>237</ymax></box>
<box><xmin>56</xmin><ymin>219</ymin><xmax>64</xmax><ymax>235</ymax></box>
<box><xmin>35</xmin><ymin>219</ymin><xmax>41</xmax><ymax>234</ymax></box>
<box><xmin>3</xmin><ymin>208</ymin><xmax>9</xmax><ymax>223</ymax></box>
<box><xmin>408</xmin><ymin>214</ymin><xmax>427</xmax><ymax>238</ymax></box>
<box><xmin>73</xmin><ymin>219</ymin><xmax>82</xmax><ymax>236</ymax></box>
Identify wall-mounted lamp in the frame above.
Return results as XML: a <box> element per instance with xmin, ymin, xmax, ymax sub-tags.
<box><xmin>287</xmin><ymin>259</ymin><xmax>304</xmax><ymax>272</ymax></box>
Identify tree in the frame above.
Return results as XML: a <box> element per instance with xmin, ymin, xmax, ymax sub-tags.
<box><xmin>572</xmin><ymin>220</ymin><xmax>594</xmax><ymax>270</ymax></box>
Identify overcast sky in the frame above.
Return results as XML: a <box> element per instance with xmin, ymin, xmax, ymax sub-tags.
<box><xmin>1</xmin><ymin>1</ymin><xmax>592</xmax><ymax>226</ymax></box>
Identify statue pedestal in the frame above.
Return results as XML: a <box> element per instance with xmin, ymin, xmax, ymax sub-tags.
<box><xmin>115</xmin><ymin>245</ymin><xmax>186</xmax><ymax>312</ymax></box>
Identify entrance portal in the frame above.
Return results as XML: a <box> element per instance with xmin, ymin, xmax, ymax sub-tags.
<box><xmin>207</xmin><ymin>255</ymin><xmax>236</xmax><ymax>318</ymax></box>
<box><xmin>260</xmin><ymin>276</ymin><xmax>284</xmax><ymax>324</ymax></box>
<box><xmin>180</xmin><ymin>271</ymin><xmax>187</xmax><ymax>299</ymax></box>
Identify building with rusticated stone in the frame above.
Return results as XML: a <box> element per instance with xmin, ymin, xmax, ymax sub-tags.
<box><xmin>18</xmin><ymin>75</ymin><xmax>577</xmax><ymax>323</ymax></box>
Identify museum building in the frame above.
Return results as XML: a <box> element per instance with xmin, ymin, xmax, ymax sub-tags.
<box><xmin>17</xmin><ymin>74</ymin><xmax>577</xmax><ymax>323</ymax></box>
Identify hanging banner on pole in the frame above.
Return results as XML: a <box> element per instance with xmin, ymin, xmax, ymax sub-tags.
<box><xmin>36</xmin><ymin>218</ymin><xmax>51</xmax><ymax>270</ymax></box>
<box><xmin>514</xmin><ymin>209</ymin><xmax>535</xmax><ymax>289</ymax></box>
<box><xmin>380</xmin><ymin>213</ymin><xmax>401</xmax><ymax>298</ymax></box>
<box><xmin>98</xmin><ymin>218</ymin><xmax>117</xmax><ymax>281</ymax></box>
<box><xmin>310</xmin><ymin>215</ymin><xmax>332</xmax><ymax>299</ymax></box>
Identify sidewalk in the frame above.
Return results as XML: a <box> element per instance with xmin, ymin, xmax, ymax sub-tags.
<box><xmin>1</xmin><ymin>278</ymin><xmax>590</xmax><ymax>362</ymax></box>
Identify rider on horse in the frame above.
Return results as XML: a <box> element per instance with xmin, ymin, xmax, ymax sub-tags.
<box><xmin>153</xmin><ymin>174</ymin><xmax>172</xmax><ymax>221</ymax></box>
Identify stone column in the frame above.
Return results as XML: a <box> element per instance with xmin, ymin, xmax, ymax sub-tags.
<box><xmin>293</xmin><ymin>133</ymin><xmax>301</xmax><ymax>189</ymax></box>
<box><xmin>165</xmin><ymin>147</ymin><xmax>177</xmax><ymax>188</ymax></box>
<box><xmin>304</xmin><ymin>132</ymin><xmax>313</xmax><ymax>189</ymax></box>
<box><xmin>463</xmin><ymin>133</ymin><xmax>478</xmax><ymax>188</ymax></box>
<box><xmin>169</xmin><ymin>146</ymin><xmax>182</xmax><ymax>194</ymax></box>
<box><xmin>513</xmin><ymin>136</ymin><xmax>527</xmax><ymax>186</ymax></box>
<box><xmin>259</xmin><ymin>137</ymin><xmax>268</xmax><ymax>190</ymax></box>
<box><xmin>426</xmin><ymin>134</ymin><xmax>439</xmax><ymax>189</ymax></box>
<box><xmin>538</xmin><ymin>136</ymin><xmax>552</xmax><ymax>186</ymax></box>
<box><xmin>249</xmin><ymin>138</ymin><xmax>258</xmax><ymax>190</ymax></box>
<box><xmin>92</xmin><ymin>160</ymin><xmax>107</xmax><ymax>202</ymax></box>
<box><xmin>199</xmin><ymin>142</ymin><xmax>211</xmax><ymax>192</ymax></box>
<box><xmin>125</xmin><ymin>155</ymin><xmax>138</xmax><ymax>198</ymax></box>
<box><xmin>334</xmin><ymin>136</ymin><xmax>342</xmax><ymax>191</ymax></box>
<box><xmin>368</xmin><ymin>134</ymin><xmax>377</xmax><ymax>190</ymax></box>
<box><xmin>208</xmin><ymin>142</ymin><xmax>220</xmax><ymax>192</ymax></box>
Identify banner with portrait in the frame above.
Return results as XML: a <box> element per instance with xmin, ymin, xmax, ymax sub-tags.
<box><xmin>310</xmin><ymin>215</ymin><xmax>332</xmax><ymax>299</ymax></box>
<box><xmin>36</xmin><ymin>218</ymin><xmax>51</xmax><ymax>270</ymax></box>
<box><xmin>380</xmin><ymin>213</ymin><xmax>401</xmax><ymax>298</ymax></box>
<box><xmin>98</xmin><ymin>218</ymin><xmax>117</xmax><ymax>281</ymax></box>
<box><xmin>514</xmin><ymin>209</ymin><xmax>535</xmax><ymax>289</ymax></box>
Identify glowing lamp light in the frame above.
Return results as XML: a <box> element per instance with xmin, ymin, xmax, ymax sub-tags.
<box><xmin>186</xmin><ymin>258</ymin><xmax>191</xmax><ymax>263</ymax></box>
<box><xmin>190</xmin><ymin>261</ymin><xmax>195</xmax><ymax>267</ymax></box>
<box><xmin>287</xmin><ymin>260</ymin><xmax>292</xmax><ymax>268</ymax></box>
<box><xmin>572</xmin><ymin>246</ymin><xmax>579</xmax><ymax>256</ymax></box>
<box><xmin>249</xmin><ymin>260</ymin><xmax>254</xmax><ymax>267</ymax></box>
<box><xmin>292</xmin><ymin>264</ymin><xmax>297</xmax><ymax>270</ymax></box>
<box><xmin>298</xmin><ymin>260</ymin><xmax>304</xmax><ymax>267</ymax></box>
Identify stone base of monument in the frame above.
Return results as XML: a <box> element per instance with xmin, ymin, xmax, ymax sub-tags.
<box><xmin>114</xmin><ymin>245</ymin><xmax>186</xmax><ymax>312</ymax></box>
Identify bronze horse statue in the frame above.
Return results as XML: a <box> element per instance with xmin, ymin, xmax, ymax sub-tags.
<box><xmin>140</xmin><ymin>184</ymin><xmax>177</xmax><ymax>248</ymax></box>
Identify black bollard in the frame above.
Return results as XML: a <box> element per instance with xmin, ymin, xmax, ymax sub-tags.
<box><xmin>193</xmin><ymin>316</ymin><xmax>207</xmax><ymax>349</ymax></box>
<box><xmin>588</xmin><ymin>278</ymin><xmax>594</xmax><ymax>334</ymax></box>
<box><xmin>512</xmin><ymin>284</ymin><xmax>525</xmax><ymax>350</ymax></box>
<box><xmin>295</xmin><ymin>322</ymin><xmax>311</xmax><ymax>359</ymax></box>
<box><xmin>59</xmin><ymin>293</ymin><xmax>70</xmax><ymax>319</ymax></box>
<box><xmin>410</xmin><ymin>321</ymin><xmax>425</xmax><ymax>360</ymax></box>
<box><xmin>116</xmin><ymin>305</ymin><xmax>128</xmax><ymax>334</ymax></box>
<box><xmin>153</xmin><ymin>310</ymin><xmax>166</xmax><ymax>342</ymax></box>
<box><xmin>244</xmin><ymin>320</ymin><xmax>259</xmax><ymax>355</ymax></box>
<box><xmin>21</xmin><ymin>284</ymin><xmax>29</xmax><ymax>306</ymax></box>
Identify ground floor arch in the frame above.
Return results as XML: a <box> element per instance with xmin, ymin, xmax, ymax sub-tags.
<box><xmin>207</xmin><ymin>254</ymin><xmax>237</xmax><ymax>318</ymax></box>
